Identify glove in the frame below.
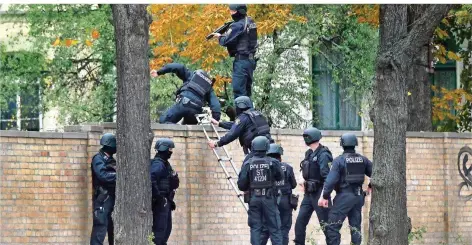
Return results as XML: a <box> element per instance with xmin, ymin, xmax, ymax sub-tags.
<box><xmin>212</xmin><ymin>112</ymin><xmax>221</xmax><ymax>121</ymax></box>
<box><xmin>170</xmin><ymin>200</ymin><xmax>176</xmax><ymax>211</ymax></box>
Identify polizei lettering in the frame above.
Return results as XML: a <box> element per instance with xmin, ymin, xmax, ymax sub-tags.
<box><xmin>196</xmin><ymin>71</ymin><xmax>212</xmax><ymax>84</ymax></box>
<box><xmin>346</xmin><ymin>157</ymin><xmax>363</xmax><ymax>163</ymax></box>
<box><xmin>250</xmin><ymin>163</ymin><xmax>270</xmax><ymax>170</ymax></box>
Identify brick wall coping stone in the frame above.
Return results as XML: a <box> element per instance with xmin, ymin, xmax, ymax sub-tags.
<box><xmin>68</xmin><ymin>122</ymin><xmax>472</xmax><ymax>138</ymax></box>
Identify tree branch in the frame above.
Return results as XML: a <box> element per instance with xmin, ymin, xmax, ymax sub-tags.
<box><xmin>398</xmin><ymin>5</ymin><xmax>454</xmax><ymax>57</ymax></box>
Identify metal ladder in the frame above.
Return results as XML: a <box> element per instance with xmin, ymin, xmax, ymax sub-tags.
<box><xmin>195</xmin><ymin>112</ymin><xmax>249</xmax><ymax>211</ymax></box>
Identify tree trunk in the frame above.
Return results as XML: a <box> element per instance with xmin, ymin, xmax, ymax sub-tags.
<box><xmin>407</xmin><ymin>46</ymin><xmax>433</xmax><ymax>132</ymax></box>
<box><xmin>369</xmin><ymin>4</ymin><xmax>452</xmax><ymax>245</ymax></box>
<box><xmin>111</xmin><ymin>4</ymin><xmax>154</xmax><ymax>245</ymax></box>
<box><xmin>407</xmin><ymin>5</ymin><xmax>433</xmax><ymax>132</ymax></box>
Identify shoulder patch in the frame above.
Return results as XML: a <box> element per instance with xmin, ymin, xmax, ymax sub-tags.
<box><xmin>235</xmin><ymin>118</ymin><xmax>241</xmax><ymax>125</ymax></box>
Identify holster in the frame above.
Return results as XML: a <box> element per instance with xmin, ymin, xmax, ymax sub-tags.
<box><xmin>290</xmin><ymin>194</ymin><xmax>299</xmax><ymax>210</ymax></box>
<box><xmin>304</xmin><ymin>180</ymin><xmax>320</xmax><ymax>193</ymax></box>
<box><xmin>243</xmin><ymin>191</ymin><xmax>250</xmax><ymax>203</ymax></box>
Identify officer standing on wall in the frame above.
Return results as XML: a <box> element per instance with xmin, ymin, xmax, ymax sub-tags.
<box><xmin>211</xmin><ymin>4</ymin><xmax>257</xmax><ymax>99</ymax></box>
<box><xmin>260</xmin><ymin>143</ymin><xmax>297</xmax><ymax>245</ymax></box>
<box><xmin>318</xmin><ymin>133</ymin><xmax>372</xmax><ymax>245</ymax></box>
<box><xmin>207</xmin><ymin>96</ymin><xmax>272</xmax><ymax>162</ymax></box>
<box><xmin>293</xmin><ymin>127</ymin><xmax>333</xmax><ymax>245</ymax></box>
<box><xmin>237</xmin><ymin>136</ymin><xmax>284</xmax><ymax>245</ymax></box>
<box><xmin>90</xmin><ymin>133</ymin><xmax>117</xmax><ymax>245</ymax></box>
<box><xmin>151</xmin><ymin>63</ymin><xmax>221</xmax><ymax>125</ymax></box>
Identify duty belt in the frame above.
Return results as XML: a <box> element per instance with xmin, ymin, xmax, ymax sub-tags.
<box><xmin>338</xmin><ymin>186</ymin><xmax>363</xmax><ymax>196</ymax></box>
<box><xmin>235</xmin><ymin>53</ymin><xmax>255</xmax><ymax>60</ymax></box>
<box><xmin>252</xmin><ymin>188</ymin><xmax>273</xmax><ymax>197</ymax></box>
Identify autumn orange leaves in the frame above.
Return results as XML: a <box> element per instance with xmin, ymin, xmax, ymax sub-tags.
<box><xmin>51</xmin><ymin>28</ymin><xmax>100</xmax><ymax>47</ymax></box>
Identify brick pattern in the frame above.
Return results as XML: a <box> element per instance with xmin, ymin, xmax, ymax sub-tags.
<box><xmin>1</xmin><ymin>126</ymin><xmax>472</xmax><ymax>245</ymax></box>
<box><xmin>0</xmin><ymin>136</ymin><xmax>89</xmax><ymax>244</ymax></box>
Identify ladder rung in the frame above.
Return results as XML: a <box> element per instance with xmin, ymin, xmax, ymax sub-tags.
<box><xmin>218</xmin><ymin>157</ymin><xmax>232</xmax><ymax>162</ymax></box>
<box><xmin>226</xmin><ymin>176</ymin><xmax>233</xmax><ymax>180</ymax></box>
<box><xmin>237</xmin><ymin>194</ymin><xmax>243</xmax><ymax>197</ymax></box>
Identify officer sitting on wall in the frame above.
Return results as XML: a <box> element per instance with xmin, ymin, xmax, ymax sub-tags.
<box><xmin>294</xmin><ymin>127</ymin><xmax>333</xmax><ymax>245</ymax></box>
<box><xmin>150</xmin><ymin>138</ymin><xmax>180</xmax><ymax>245</ymax></box>
<box><xmin>151</xmin><ymin>63</ymin><xmax>221</xmax><ymax>125</ymax></box>
<box><xmin>90</xmin><ymin>133</ymin><xmax>117</xmax><ymax>245</ymax></box>
<box><xmin>237</xmin><ymin>136</ymin><xmax>284</xmax><ymax>245</ymax></box>
<box><xmin>260</xmin><ymin>143</ymin><xmax>297</xmax><ymax>245</ymax></box>
<box><xmin>211</xmin><ymin>4</ymin><xmax>257</xmax><ymax>100</ymax></box>
<box><xmin>318</xmin><ymin>133</ymin><xmax>372</xmax><ymax>245</ymax></box>
<box><xmin>208</xmin><ymin>96</ymin><xmax>272</xmax><ymax>162</ymax></box>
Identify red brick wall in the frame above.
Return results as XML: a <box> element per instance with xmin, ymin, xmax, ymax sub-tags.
<box><xmin>1</xmin><ymin>124</ymin><xmax>472</xmax><ymax>245</ymax></box>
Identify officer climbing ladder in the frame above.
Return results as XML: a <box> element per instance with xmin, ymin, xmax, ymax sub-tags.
<box><xmin>195</xmin><ymin>112</ymin><xmax>249</xmax><ymax>211</ymax></box>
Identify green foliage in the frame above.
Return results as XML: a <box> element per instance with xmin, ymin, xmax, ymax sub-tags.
<box><xmin>0</xmin><ymin>45</ymin><xmax>45</xmax><ymax>127</ymax></box>
<box><xmin>147</xmin><ymin>232</ymin><xmax>155</xmax><ymax>245</ymax></box>
<box><xmin>442</xmin><ymin>5</ymin><xmax>472</xmax><ymax>132</ymax></box>
<box><xmin>7</xmin><ymin>4</ymin><xmax>116</xmax><ymax>125</ymax></box>
<box><xmin>150</xmin><ymin>73</ymin><xmax>182</xmax><ymax>122</ymax></box>
<box><xmin>408</xmin><ymin>226</ymin><xmax>426</xmax><ymax>244</ymax></box>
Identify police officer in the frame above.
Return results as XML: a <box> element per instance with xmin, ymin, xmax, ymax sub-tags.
<box><xmin>90</xmin><ymin>133</ymin><xmax>117</xmax><ymax>245</ymax></box>
<box><xmin>237</xmin><ymin>136</ymin><xmax>284</xmax><ymax>245</ymax></box>
<box><xmin>207</xmin><ymin>96</ymin><xmax>272</xmax><ymax>163</ymax></box>
<box><xmin>150</xmin><ymin>138</ymin><xmax>180</xmax><ymax>245</ymax></box>
<box><xmin>211</xmin><ymin>4</ymin><xmax>257</xmax><ymax>99</ymax></box>
<box><xmin>318</xmin><ymin>133</ymin><xmax>372</xmax><ymax>245</ymax></box>
<box><xmin>260</xmin><ymin>143</ymin><xmax>297</xmax><ymax>245</ymax></box>
<box><xmin>151</xmin><ymin>63</ymin><xmax>221</xmax><ymax>125</ymax></box>
<box><xmin>293</xmin><ymin>127</ymin><xmax>333</xmax><ymax>245</ymax></box>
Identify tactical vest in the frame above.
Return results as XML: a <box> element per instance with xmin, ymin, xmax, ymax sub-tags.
<box><xmin>300</xmin><ymin>146</ymin><xmax>331</xmax><ymax>182</ymax></box>
<box><xmin>181</xmin><ymin>70</ymin><xmax>213</xmax><ymax>98</ymax></box>
<box><xmin>275</xmin><ymin>162</ymin><xmax>291</xmax><ymax>194</ymax></box>
<box><xmin>235</xmin><ymin>17</ymin><xmax>257</xmax><ymax>55</ymax></box>
<box><xmin>158</xmin><ymin>177</ymin><xmax>171</xmax><ymax>195</ymax></box>
<box><xmin>151</xmin><ymin>157</ymin><xmax>175</xmax><ymax>196</ymax></box>
<box><xmin>239</xmin><ymin>110</ymin><xmax>271</xmax><ymax>149</ymax></box>
<box><xmin>91</xmin><ymin>151</ymin><xmax>116</xmax><ymax>195</ymax></box>
<box><xmin>249</xmin><ymin>157</ymin><xmax>273</xmax><ymax>189</ymax></box>
<box><xmin>344</xmin><ymin>153</ymin><xmax>366</xmax><ymax>185</ymax></box>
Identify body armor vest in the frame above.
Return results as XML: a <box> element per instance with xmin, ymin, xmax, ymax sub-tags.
<box><xmin>91</xmin><ymin>151</ymin><xmax>116</xmax><ymax>195</ymax></box>
<box><xmin>181</xmin><ymin>70</ymin><xmax>212</xmax><ymax>98</ymax></box>
<box><xmin>235</xmin><ymin>17</ymin><xmax>257</xmax><ymax>55</ymax></box>
<box><xmin>226</xmin><ymin>17</ymin><xmax>258</xmax><ymax>56</ymax></box>
<box><xmin>249</xmin><ymin>157</ymin><xmax>273</xmax><ymax>189</ymax></box>
<box><xmin>344</xmin><ymin>153</ymin><xmax>366</xmax><ymax>185</ymax></box>
<box><xmin>300</xmin><ymin>146</ymin><xmax>331</xmax><ymax>182</ymax></box>
<box><xmin>275</xmin><ymin>162</ymin><xmax>291</xmax><ymax>194</ymax></box>
<box><xmin>239</xmin><ymin>110</ymin><xmax>271</xmax><ymax>149</ymax></box>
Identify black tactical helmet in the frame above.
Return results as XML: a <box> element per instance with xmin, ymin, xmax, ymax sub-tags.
<box><xmin>229</xmin><ymin>4</ymin><xmax>247</xmax><ymax>15</ymax></box>
<box><xmin>155</xmin><ymin>138</ymin><xmax>175</xmax><ymax>152</ymax></box>
<box><xmin>100</xmin><ymin>133</ymin><xmax>116</xmax><ymax>148</ymax></box>
<box><xmin>251</xmin><ymin>136</ymin><xmax>270</xmax><ymax>152</ymax></box>
<box><xmin>303</xmin><ymin>127</ymin><xmax>322</xmax><ymax>145</ymax></box>
<box><xmin>340</xmin><ymin>133</ymin><xmax>358</xmax><ymax>147</ymax></box>
<box><xmin>234</xmin><ymin>96</ymin><xmax>253</xmax><ymax>109</ymax></box>
<box><xmin>267</xmin><ymin>143</ymin><xmax>283</xmax><ymax>156</ymax></box>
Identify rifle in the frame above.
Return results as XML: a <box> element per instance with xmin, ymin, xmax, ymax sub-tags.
<box><xmin>206</xmin><ymin>21</ymin><xmax>234</xmax><ymax>40</ymax></box>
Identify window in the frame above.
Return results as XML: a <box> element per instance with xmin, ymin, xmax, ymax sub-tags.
<box><xmin>431</xmin><ymin>60</ymin><xmax>457</xmax><ymax>130</ymax></box>
<box><xmin>0</xmin><ymin>83</ymin><xmax>41</xmax><ymax>131</ymax></box>
<box><xmin>312</xmin><ymin>55</ymin><xmax>361</xmax><ymax>130</ymax></box>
